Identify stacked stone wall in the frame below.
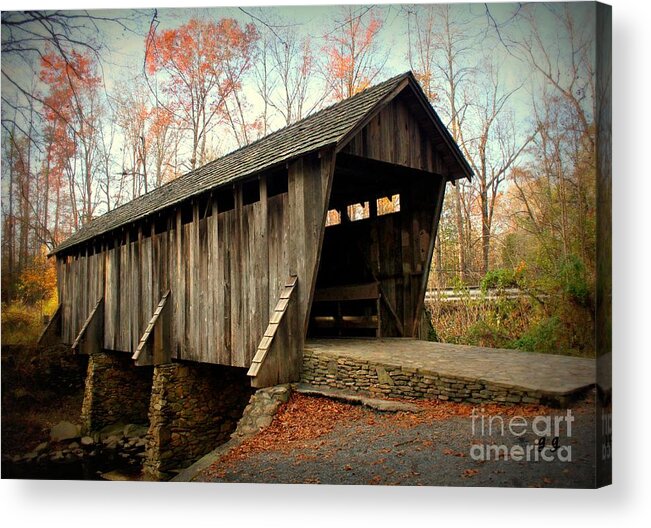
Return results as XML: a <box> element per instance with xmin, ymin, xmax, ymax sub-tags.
<box><xmin>80</xmin><ymin>350</ymin><xmax>152</xmax><ymax>433</ymax></box>
<box><xmin>143</xmin><ymin>363</ymin><xmax>252</xmax><ymax>480</ymax></box>
<box><xmin>302</xmin><ymin>349</ymin><xmax>551</xmax><ymax>405</ymax></box>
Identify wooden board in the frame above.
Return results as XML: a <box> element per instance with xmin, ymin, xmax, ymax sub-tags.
<box><xmin>340</xmin><ymin>92</ymin><xmax>444</xmax><ymax>174</ymax></box>
<box><xmin>314</xmin><ymin>283</ymin><xmax>379</xmax><ymax>302</ymax></box>
<box><xmin>58</xmin><ymin>172</ymin><xmax>292</xmax><ymax>368</ymax></box>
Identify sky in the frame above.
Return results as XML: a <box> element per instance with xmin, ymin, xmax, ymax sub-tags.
<box><xmin>1</xmin><ymin>1</ymin><xmax>598</xmax><ymax>214</ymax></box>
<box><xmin>2</xmin><ymin>2</ymin><xmax>596</xmax><ymax>125</ymax></box>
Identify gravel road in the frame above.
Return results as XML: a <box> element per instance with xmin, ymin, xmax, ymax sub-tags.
<box><xmin>195</xmin><ymin>391</ymin><xmax>604</xmax><ymax>488</ymax></box>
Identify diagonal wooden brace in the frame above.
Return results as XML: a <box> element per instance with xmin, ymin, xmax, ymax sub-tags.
<box><xmin>132</xmin><ymin>290</ymin><xmax>171</xmax><ymax>366</ymax></box>
<box><xmin>72</xmin><ymin>298</ymin><xmax>104</xmax><ymax>356</ymax></box>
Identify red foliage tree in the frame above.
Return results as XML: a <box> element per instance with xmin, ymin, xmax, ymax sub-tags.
<box><xmin>39</xmin><ymin>49</ymin><xmax>103</xmax><ymax>228</ymax></box>
<box><xmin>145</xmin><ymin>17</ymin><xmax>258</xmax><ymax>169</ymax></box>
<box><xmin>323</xmin><ymin>7</ymin><xmax>385</xmax><ymax>101</ymax></box>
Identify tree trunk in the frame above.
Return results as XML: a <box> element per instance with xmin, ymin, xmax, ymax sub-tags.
<box><xmin>453</xmin><ymin>184</ymin><xmax>467</xmax><ymax>283</ymax></box>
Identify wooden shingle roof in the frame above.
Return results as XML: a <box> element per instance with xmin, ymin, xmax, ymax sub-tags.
<box><xmin>53</xmin><ymin>72</ymin><xmax>471</xmax><ymax>255</ymax></box>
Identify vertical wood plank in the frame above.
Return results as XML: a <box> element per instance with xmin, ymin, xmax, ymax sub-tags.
<box><xmin>258</xmin><ymin>177</ymin><xmax>269</xmax><ymax>365</ymax></box>
<box><xmin>130</xmin><ymin>226</ymin><xmax>142</xmax><ymax>353</ymax></box>
<box><xmin>220</xmin><ymin>209</ymin><xmax>232</xmax><ymax>365</ymax></box>
<box><xmin>240</xmin><ymin>202</ymin><xmax>252</xmax><ymax>365</ymax></box>
<box><xmin>170</xmin><ymin>213</ymin><xmax>176</xmax><ymax>357</ymax></box>
<box><xmin>207</xmin><ymin>201</ymin><xmax>215</xmax><ymax>363</ymax></box>
<box><xmin>198</xmin><ymin>214</ymin><xmax>208</xmax><ymax>362</ymax></box>
<box><xmin>231</xmin><ymin>187</ymin><xmax>243</xmax><ymax>366</ymax></box>
<box><xmin>175</xmin><ymin>209</ymin><xmax>185</xmax><ymax>358</ymax></box>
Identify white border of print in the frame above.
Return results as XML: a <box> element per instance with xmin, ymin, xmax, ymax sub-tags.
<box><xmin>1</xmin><ymin>1</ymin><xmax>650</xmax><ymax>528</ymax></box>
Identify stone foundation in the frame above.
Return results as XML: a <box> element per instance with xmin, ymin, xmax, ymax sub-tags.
<box><xmin>143</xmin><ymin>362</ymin><xmax>252</xmax><ymax>480</ymax></box>
<box><xmin>170</xmin><ymin>384</ymin><xmax>292</xmax><ymax>482</ymax></box>
<box><xmin>232</xmin><ymin>384</ymin><xmax>292</xmax><ymax>438</ymax></box>
<box><xmin>302</xmin><ymin>349</ymin><xmax>552</xmax><ymax>406</ymax></box>
<box><xmin>80</xmin><ymin>350</ymin><xmax>153</xmax><ymax>433</ymax></box>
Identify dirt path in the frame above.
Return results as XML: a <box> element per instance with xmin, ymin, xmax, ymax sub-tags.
<box><xmin>195</xmin><ymin>391</ymin><xmax>602</xmax><ymax>488</ymax></box>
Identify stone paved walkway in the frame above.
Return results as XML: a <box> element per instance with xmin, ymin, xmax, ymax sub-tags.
<box><xmin>304</xmin><ymin>338</ymin><xmax>595</xmax><ymax>398</ymax></box>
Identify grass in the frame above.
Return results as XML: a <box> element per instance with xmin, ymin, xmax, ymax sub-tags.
<box><xmin>1</xmin><ymin>297</ymin><xmax>58</xmax><ymax>346</ymax></box>
<box><xmin>426</xmin><ymin>296</ymin><xmax>595</xmax><ymax>358</ymax></box>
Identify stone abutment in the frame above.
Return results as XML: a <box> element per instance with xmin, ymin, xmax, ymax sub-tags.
<box><xmin>80</xmin><ymin>350</ymin><xmax>152</xmax><ymax>433</ymax></box>
<box><xmin>80</xmin><ymin>350</ymin><xmax>253</xmax><ymax>480</ymax></box>
<box><xmin>143</xmin><ymin>362</ymin><xmax>252</xmax><ymax>480</ymax></box>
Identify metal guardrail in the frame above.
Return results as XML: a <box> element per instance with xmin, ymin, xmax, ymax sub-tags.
<box><xmin>425</xmin><ymin>287</ymin><xmax>527</xmax><ymax>303</ymax></box>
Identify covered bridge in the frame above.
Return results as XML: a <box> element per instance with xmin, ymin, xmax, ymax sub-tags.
<box><xmin>49</xmin><ymin>71</ymin><xmax>473</xmax><ymax>389</ymax></box>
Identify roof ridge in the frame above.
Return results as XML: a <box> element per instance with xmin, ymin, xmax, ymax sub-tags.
<box><xmin>52</xmin><ymin>71</ymin><xmax>416</xmax><ymax>254</ymax></box>
<box><xmin>207</xmin><ymin>71</ymin><xmax>411</xmax><ymax>161</ymax></box>
<box><xmin>85</xmin><ymin>72</ymin><xmax>411</xmax><ymax>222</ymax></box>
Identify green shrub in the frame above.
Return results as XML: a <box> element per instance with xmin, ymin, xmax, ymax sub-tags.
<box><xmin>555</xmin><ymin>254</ymin><xmax>591</xmax><ymax>307</ymax></box>
<box><xmin>2</xmin><ymin>302</ymin><xmax>35</xmax><ymax>329</ymax></box>
<box><xmin>480</xmin><ymin>268</ymin><xmax>519</xmax><ymax>293</ymax></box>
<box><xmin>427</xmin><ymin>324</ymin><xmax>438</xmax><ymax>342</ymax></box>
<box><xmin>512</xmin><ymin>316</ymin><xmax>562</xmax><ymax>354</ymax></box>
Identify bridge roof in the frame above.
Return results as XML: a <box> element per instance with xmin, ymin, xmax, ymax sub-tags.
<box><xmin>52</xmin><ymin>71</ymin><xmax>472</xmax><ymax>255</ymax></box>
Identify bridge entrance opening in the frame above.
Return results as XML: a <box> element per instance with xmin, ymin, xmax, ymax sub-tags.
<box><xmin>308</xmin><ymin>155</ymin><xmax>437</xmax><ymax>339</ymax></box>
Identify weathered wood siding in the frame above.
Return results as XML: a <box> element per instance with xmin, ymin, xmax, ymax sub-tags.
<box><xmin>58</xmin><ymin>177</ymin><xmax>293</xmax><ymax>368</ymax></box>
<box><xmin>340</xmin><ymin>92</ymin><xmax>446</xmax><ymax>174</ymax></box>
<box><xmin>57</xmin><ymin>248</ymin><xmax>104</xmax><ymax>345</ymax></box>
<box><xmin>57</xmin><ymin>148</ymin><xmax>335</xmax><ymax>375</ymax></box>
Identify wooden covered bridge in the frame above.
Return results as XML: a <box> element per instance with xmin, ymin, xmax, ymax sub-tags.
<box><xmin>49</xmin><ymin>71</ymin><xmax>473</xmax><ymax>389</ymax></box>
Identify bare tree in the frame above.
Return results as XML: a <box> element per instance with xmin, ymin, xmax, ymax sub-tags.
<box><xmin>114</xmin><ymin>80</ymin><xmax>150</xmax><ymax>197</ymax></box>
<box><xmin>268</xmin><ymin>28</ymin><xmax>324</xmax><ymax>125</ymax></box>
<box><xmin>97</xmin><ymin>108</ymin><xmax>120</xmax><ymax>211</ymax></box>
<box><xmin>460</xmin><ymin>60</ymin><xmax>533</xmax><ymax>273</ymax></box>
<box><xmin>516</xmin><ymin>4</ymin><xmax>595</xmax><ymax>150</ymax></box>
<box><xmin>252</xmin><ymin>29</ymin><xmax>278</xmax><ymax>136</ymax></box>
<box><xmin>511</xmin><ymin>3</ymin><xmax>597</xmax><ymax>268</ymax></box>
<box><xmin>323</xmin><ymin>5</ymin><xmax>387</xmax><ymax>101</ymax></box>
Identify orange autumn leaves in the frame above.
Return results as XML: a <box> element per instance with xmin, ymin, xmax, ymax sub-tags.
<box><xmin>323</xmin><ymin>8</ymin><xmax>385</xmax><ymax>100</ymax></box>
<box><xmin>204</xmin><ymin>393</ymin><xmax>559</xmax><ymax>484</ymax></box>
<box><xmin>39</xmin><ymin>49</ymin><xmax>101</xmax><ymax>143</ymax></box>
<box><xmin>226</xmin><ymin>393</ymin><xmax>366</xmax><ymax>461</ymax></box>
<box><xmin>39</xmin><ymin>49</ymin><xmax>101</xmax><ymax>102</ymax></box>
<box><xmin>39</xmin><ymin>50</ymin><xmax>101</xmax><ymax>172</ymax></box>
<box><xmin>39</xmin><ymin>49</ymin><xmax>103</xmax><ymax>229</ymax></box>
<box><xmin>18</xmin><ymin>246</ymin><xmax>57</xmax><ymax>304</ymax></box>
<box><xmin>145</xmin><ymin>18</ymin><xmax>259</xmax><ymax>167</ymax></box>
<box><xmin>217</xmin><ymin>393</ymin><xmax>555</xmax><ymax>462</ymax></box>
<box><xmin>145</xmin><ymin>18</ymin><xmax>258</xmax><ymax>91</ymax></box>
<box><xmin>141</xmin><ymin>11</ymin><xmax>388</xmax><ymax>156</ymax></box>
